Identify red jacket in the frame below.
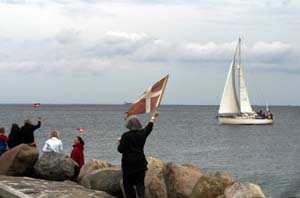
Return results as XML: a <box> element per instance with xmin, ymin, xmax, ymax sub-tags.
<box><xmin>70</xmin><ymin>143</ymin><xmax>84</xmax><ymax>168</ymax></box>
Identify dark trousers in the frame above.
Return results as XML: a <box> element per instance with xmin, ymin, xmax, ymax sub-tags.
<box><xmin>123</xmin><ymin>171</ymin><xmax>146</xmax><ymax>198</ymax></box>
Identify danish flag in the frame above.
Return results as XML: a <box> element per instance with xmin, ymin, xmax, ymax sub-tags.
<box><xmin>76</xmin><ymin>128</ymin><xmax>85</xmax><ymax>133</ymax></box>
<box><xmin>33</xmin><ymin>103</ymin><xmax>40</xmax><ymax>109</ymax></box>
<box><xmin>126</xmin><ymin>75</ymin><xmax>169</xmax><ymax>118</ymax></box>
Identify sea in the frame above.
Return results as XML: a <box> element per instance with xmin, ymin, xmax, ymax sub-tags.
<box><xmin>0</xmin><ymin>104</ymin><xmax>299</xmax><ymax>198</ymax></box>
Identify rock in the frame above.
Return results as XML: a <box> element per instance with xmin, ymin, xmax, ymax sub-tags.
<box><xmin>34</xmin><ymin>152</ymin><xmax>79</xmax><ymax>181</ymax></box>
<box><xmin>146</xmin><ymin>156</ymin><xmax>168</xmax><ymax>198</ymax></box>
<box><xmin>190</xmin><ymin>171</ymin><xmax>235</xmax><ymax>198</ymax></box>
<box><xmin>0</xmin><ymin>175</ymin><xmax>117</xmax><ymax>198</ymax></box>
<box><xmin>146</xmin><ymin>156</ymin><xmax>166</xmax><ymax>179</ymax></box>
<box><xmin>145</xmin><ymin>175</ymin><xmax>168</xmax><ymax>198</ymax></box>
<box><xmin>81</xmin><ymin>166</ymin><xmax>123</xmax><ymax>197</ymax></box>
<box><xmin>78</xmin><ymin>159</ymin><xmax>112</xmax><ymax>183</ymax></box>
<box><xmin>120</xmin><ymin>175</ymin><xmax>168</xmax><ymax>198</ymax></box>
<box><xmin>0</xmin><ymin>144</ymin><xmax>39</xmax><ymax>176</ymax></box>
<box><xmin>224</xmin><ymin>182</ymin><xmax>266</xmax><ymax>198</ymax></box>
<box><xmin>164</xmin><ymin>162</ymin><xmax>203</xmax><ymax>198</ymax></box>
<box><xmin>182</xmin><ymin>163</ymin><xmax>203</xmax><ymax>172</ymax></box>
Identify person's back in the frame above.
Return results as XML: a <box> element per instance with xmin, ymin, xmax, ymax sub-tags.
<box><xmin>19</xmin><ymin>118</ymin><xmax>41</xmax><ymax>145</ymax></box>
<box><xmin>42</xmin><ymin>130</ymin><xmax>63</xmax><ymax>153</ymax></box>
<box><xmin>8</xmin><ymin>124</ymin><xmax>20</xmax><ymax>149</ymax></box>
<box><xmin>123</xmin><ymin>128</ymin><xmax>149</xmax><ymax>152</ymax></box>
<box><xmin>119</xmin><ymin>124</ymin><xmax>152</xmax><ymax>175</ymax></box>
<box><xmin>0</xmin><ymin>127</ymin><xmax>8</xmax><ymax>156</ymax></box>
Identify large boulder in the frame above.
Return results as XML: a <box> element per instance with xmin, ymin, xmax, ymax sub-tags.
<box><xmin>78</xmin><ymin>159</ymin><xmax>112</xmax><ymax>183</ymax></box>
<box><xmin>81</xmin><ymin>166</ymin><xmax>123</xmax><ymax>197</ymax></box>
<box><xmin>146</xmin><ymin>156</ymin><xmax>166</xmax><ymax>179</ymax></box>
<box><xmin>190</xmin><ymin>171</ymin><xmax>235</xmax><ymax>198</ymax></box>
<box><xmin>223</xmin><ymin>182</ymin><xmax>265</xmax><ymax>198</ymax></box>
<box><xmin>120</xmin><ymin>175</ymin><xmax>168</xmax><ymax>198</ymax></box>
<box><xmin>146</xmin><ymin>156</ymin><xmax>168</xmax><ymax>198</ymax></box>
<box><xmin>164</xmin><ymin>162</ymin><xmax>203</xmax><ymax>198</ymax></box>
<box><xmin>0</xmin><ymin>144</ymin><xmax>39</xmax><ymax>176</ymax></box>
<box><xmin>182</xmin><ymin>164</ymin><xmax>203</xmax><ymax>172</ymax></box>
<box><xmin>34</xmin><ymin>152</ymin><xmax>79</xmax><ymax>181</ymax></box>
<box><xmin>145</xmin><ymin>175</ymin><xmax>168</xmax><ymax>198</ymax></box>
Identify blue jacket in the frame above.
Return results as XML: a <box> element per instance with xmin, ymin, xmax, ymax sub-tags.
<box><xmin>0</xmin><ymin>135</ymin><xmax>8</xmax><ymax>151</ymax></box>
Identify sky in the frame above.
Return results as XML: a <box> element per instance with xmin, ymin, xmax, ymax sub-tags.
<box><xmin>0</xmin><ymin>0</ymin><xmax>299</xmax><ymax>105</ymax></box>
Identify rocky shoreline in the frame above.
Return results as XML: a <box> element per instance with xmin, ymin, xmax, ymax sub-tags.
<box><xmin>0</xmin><ymin>175</ymin><xmax>115</xmax><ymax>198</ymax></box>
<box><xmin>0</xmin><ymin>144</ymin><xmax>266</xmax><ymax>198</ymax></box>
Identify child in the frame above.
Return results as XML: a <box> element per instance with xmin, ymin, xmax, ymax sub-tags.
<box><xmin>0</xmin><ymin>127</ymin><xmax>8</xmax><ymax>156</ymax></box>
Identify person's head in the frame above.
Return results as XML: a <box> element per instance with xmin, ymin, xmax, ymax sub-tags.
<box><xmin>74</xmin><ymin>136</ymin><xmax>84</xmax><ymax>145</ymax></box>
<box><xmin>24</xmin><ymin>119</ymin><xmax>32</xmax><ymax>125</ymax></box>
<box><xmin>0</xmin><ymin>127</ymin><xmax>5</xmax><ymax>134</ymax></box>
<box><xmin>126</xmin><ymin>117</ymin><xmax>143</xmax><ymax>130</ymax></box>
<box><xmin>51</xmin><ymin>130</ymin><xmax>60</xmax><ymax>139</ymax></box>
<box><xmin>10</xmin><ymin>124</ymin><xmax>20</xmax><ymax>132</ymax></box>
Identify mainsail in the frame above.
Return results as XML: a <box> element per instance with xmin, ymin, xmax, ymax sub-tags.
<box><xmin>218</xmin><ymin>60</ymin><xmax>240</xmax><ymax>114</ymax></box>
<box><xmin>218</xmin><ymin>38</ymin><xmax>254</xmax><ymax>115</ymax></box>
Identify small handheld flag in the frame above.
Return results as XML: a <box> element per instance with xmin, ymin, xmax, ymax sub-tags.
<box><xmin>33</xmin><ymin>103</ymin><xmax>40</xmax><ymax>109</ymax></box>
<box><xmin>125</xmin><ymin>74</ymin><xmax>169</xmax><ymax>118</ymax></box>
<box><xmin>76</xmin><ymin>128</ymin><xmax>85</xmax><ymax>133</ymax></box>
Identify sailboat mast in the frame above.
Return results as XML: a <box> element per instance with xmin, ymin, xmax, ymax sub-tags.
<box><xmin>238</xmin><ymin>38</ymin><xmax>241</xmax><ymax>66</ymax></box>
<box><xmin>238</xmin><ymin>38</ymin><xmax>241</xmax><ymax>106</ymax></box>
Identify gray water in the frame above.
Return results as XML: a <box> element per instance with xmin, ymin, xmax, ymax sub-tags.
<box><xmin>0</xmin><ymin>104</ymin><xmax>299</xmax><ymax>198</ymax></box>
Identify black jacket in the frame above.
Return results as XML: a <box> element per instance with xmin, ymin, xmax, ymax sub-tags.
<box><xmin>8</xmin><ymin>129</ymin><xmax>19</xmax><ymax>149</ymax></box>
<box><xmin>118</xmin><ymin>122</ymin><xmax>153</xmax><ymax>175</ymax></box>
<box><xmin>18</xmin><ymin>121</ymin><xmax>41</xmax><ymax>144</ymax></box>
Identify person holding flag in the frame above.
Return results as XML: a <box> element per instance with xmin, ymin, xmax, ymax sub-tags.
<box><xmin>18</xmin><ymin>117</ymin><xmax>42</xmax><ymax>147</ymax></box>
<box><xmin>118</xmin><ymin>74</ymin><xmax>168</xmax><ymax>198</ymax></box>
<box><xmin>118</xmin><ymin>111</ymin><xmax>159</xmax><ymax>198</ymax></box>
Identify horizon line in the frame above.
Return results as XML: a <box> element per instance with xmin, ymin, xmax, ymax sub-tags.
<box><xmin>0</xmin><ymin>103</ymin><xmax>298</xmax><ymax>107</ymax></box>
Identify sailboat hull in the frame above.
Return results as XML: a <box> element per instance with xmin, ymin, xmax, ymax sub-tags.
<box><xmin>218</xmin><ymin>117</ymin><xmax>273</xmax><ymax>125</ymax></box>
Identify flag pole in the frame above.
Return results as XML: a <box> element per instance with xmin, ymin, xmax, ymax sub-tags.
<box><xmin>155</xmin><ymin>74</ymin><xmax>169</xmax><ymax>110</ymax></box>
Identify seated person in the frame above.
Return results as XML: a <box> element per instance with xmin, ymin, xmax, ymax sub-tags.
<box><xmin>42</xmin><ymin>130</ymin><xmax>63</xmax><ymax>153</ymax></box>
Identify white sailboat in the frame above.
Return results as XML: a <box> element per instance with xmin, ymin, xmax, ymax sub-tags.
<box><xmin>218</xmin><ymin>38</ymin><xmax>273</xmax><ymax>125</ymax></box>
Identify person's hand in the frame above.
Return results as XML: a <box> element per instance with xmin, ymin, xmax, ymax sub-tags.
<box><xmin>150</xmin><ymin>111</ymin><xmax>159</xmax><ymax>122</ymax></box>
<box><xmin>153</xmin><ymin>111</ymin><xmax>159</xmax><ymax>118</ymax></box>
<box><xmin>38</xmin><ymin>116</ymin><xmax>42</xmax><ymax>121</ymax></box>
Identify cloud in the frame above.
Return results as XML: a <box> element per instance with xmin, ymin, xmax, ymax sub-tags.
<box><xmin>0</xmin><ymin>0</ymin><xmax>25</xmax><ymax>4</ymax></box>
<box><xmin>54</xmin><ymin>29</ymin><xmax>80</xmax><ymax>44</ymax></box>
<box><xmin>104</xmin><ymin>35</ymin><xmax>295</xmax><ymax>66</ymax></box>
<box><xmin>0</xmin><ymin>30</ymin><xmax>297</xmax><ymax>75</ymax></box>
<box><xmin>179</xmin><ymin>42</ymin><xmax>236</xmax><ymax>63</ymax></box>
<box><xmin>97</xmin><ymin>31</ymin><xmax>151</xmax><ymax>57</ymax></box>
<box><xmin>249</xmin><ymin>41</ymin><xmax>293</xmax><ymax>63</ymax></box>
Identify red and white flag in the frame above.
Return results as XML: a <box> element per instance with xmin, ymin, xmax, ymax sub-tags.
<box><xmin>126</xmin><ymin>75</ymin><xmax>169</xmax><ymax>118</ymax></box>
<box><xmin>76</xmin><ymin>128</ymin><xmax>85</xmax><ymax>133</ymax></box>
<box><xmin>33</xmin><ymin>103</ymin><xmax>40</xmax><ymax>109</ymax></box>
